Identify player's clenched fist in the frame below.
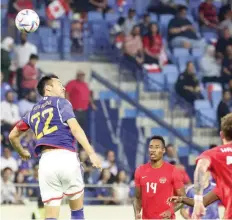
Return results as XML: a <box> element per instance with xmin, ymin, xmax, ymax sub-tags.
<box><xmin>19</xmin><ymin>149</ymin><xmax>31</xmax><ymax>160</ymax></box>
<box><xmin>89</xmin><ymin>152</ymin><xmax>102</xmax><ymax>170</ymax></box>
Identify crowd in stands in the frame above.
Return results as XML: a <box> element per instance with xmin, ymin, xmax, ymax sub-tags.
<box><xmin>1</xmin><ymin>0</ymin><xmax>232</xmax><ymax>205</ymax></box>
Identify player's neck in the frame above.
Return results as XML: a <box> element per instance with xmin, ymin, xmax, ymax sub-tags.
<box><xmin>150</xmin><ymin>159</ymin><xmax>163</xmax><ymax>168</ymax></box>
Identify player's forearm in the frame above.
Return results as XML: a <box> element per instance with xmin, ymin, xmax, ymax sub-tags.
<box><xmin>181</xmin><ymin>197</ymin><xmax>194</xmax><ymax>207</ymax></box>
<box><xmin>194</xmin><ymin>160</ymin><xmax>210</xmax><ymax>196</ymax></box>
<box><xmin>133</xmin><ymin>198</ymin><xmax>142</xmax><ymax>216</ymax></box>
<box><xmin>9</xmin><ymin>128</ymin><xmax>25</xmax><ymax>154</ymax></box>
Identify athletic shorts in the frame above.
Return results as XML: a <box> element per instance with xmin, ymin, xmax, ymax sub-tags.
<box><xmin>38</xmin><ymin>149</ymin><xmax>84</xmax><ymax>204</ymax></box>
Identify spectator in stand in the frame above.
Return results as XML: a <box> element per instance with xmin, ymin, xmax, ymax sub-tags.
<box><xmin>110</xmin><ymin>17</ymin><xmax>125</xmax><ymax>49</ymax></box>
<box><xmin>168</xmin><ymin>6</ymin><xmax>205</xmax><ymax>49</ymax></box>
<box><xmin>220</xmin><ymin>9</ymin><xmax>232</xmax><ymax>35</ymax></box>
<box><xmin>21</xmin><ymin>54</ymin><xmax>39</xmax><ymax>93</ymax></box>
<box><xmin>14</xmin><ymin>32</ymin><xmax>38</xmax><ymax>69</ymax></box>
<box><xmin>65</xmin><ymin>71</ymin><xmax>97</xmax><ymax>131</ymax></box>
<box><xmin>79</xmin><ymin>150</ymin><xmax>93</xmax><ymax>184</ymax></box>
<box><xmin>200</xmin><ymin>45</ymin><xmax>221</xmax><ymax>85</ymax></box>
<box><xmin>1</xmin><ymin>147</ymin><xmax>18</xmax><ymax>173</ymax></box>
<box><xmin>14</xmin><ymin>171</ymin><xmax>27</xmax><ymax>204</ymax></box>
<box><xmin>70</xmin><ymin>14</ymin><xmax>83</xmax><ymax>53</ymax></box>
<box><xmin>1</xmin><ymin>167</ymin><xmax>17</xmax><ymax>204</ymax></box>
<box><xmin>122</xmin><ymin>8</ymin><xmax>137</xmax><ymax>36</ymax></box>
<box><xmin>148</xmin><ymin>0</ymin><xmax>178</xmax><ymax>15</ymax></box>
<box><xmin>1</xmin><ymin>91</ymin><xmax>20</xmax><ymax>134</ymax></box>
<box><xmin>164</xmin><ymin>143</ymin><xmax>179</xmax><ymax>164</ymax></box>
<box><xmin>1</xmin><ymin>37</ymin><xmax>14</xmax><ymax>83</ymax></box>
<box><xmin>102</xmin><ymin>150</ymin><xmax>118</xmax><ymax>177</ymax></box>
<box><xmin>143</xmin><ymin>23</ymin><xmax>167</xmax><ymax>67</ymax></box>
<box><xmin>175</xmin><ymin>61</ymin><xmax>203</xmax><ymax>105</ymax></box>
<box><xmin>96</xmin><ymin>168</ymin><xmax>114</xmax><ymax>205</ymax></box>
<box><xmin>221</xmin><ymin>45</ymin><xmax>232</xmax><ymax>87</ymax></box>
<box><xmin>217</xmin><ymin>90</ymin><xmax>231</xmax><ymax>130</ymax></box>
<box><xmin>26</xmin><ymin>164</ymin><xmax>40</xmax><ymax>198</ymax></box>
<box><xmin>18</xmin><ymin>90</ymin><xmax>37</xmax><ymax>117</ymax></box>
<box><xmin>123</xmin><ymin>25</ymin><xmax>144</xmax><ymax>66</ymax></box>
<box><xmin>1</xmin><ymin>72</ymin><xmax>12</xmax><ymax>101</ymax></box>
<box><xmin>199</xmin><ymin>0</ymin><xmax>219</xmax><ymax>32</ymax></box>
<box><xmin>139</xmin><ymin>13</ymin><xmax>151</xmax><ymax>36</ymax></box>
<box><xmin>88</xmin><ymin>0</ymin><xmax>109</xmax><ymax>12</ymax></box>
<box><xmin>112</xmin><ymin>170</ymin><xmax>130</xmax><ymax>205</ymax></box>
<box><xmin>216</xmin><ymin>27</ymin><xmax>232</xmax><ymax>60</ymax></box>
<box><xmin>228</xmin><ymin>79</ymin><xmax>232</xmax><ymax>96</ymax></box>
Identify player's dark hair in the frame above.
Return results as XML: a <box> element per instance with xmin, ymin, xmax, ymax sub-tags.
<box><xmin>150</xmin><ymin>135</ymin><xmax>166</xmax><ymax>147</ymax></box>
<box><xmin>37</xmin><ymin>74</ymin><xmax>59</xmax><ymax>96</ymax></box>
<box><xmin>221</xmin><ymin>113</ymin><xmax>232</xmax><ymax>141</ymax></box>
<box><xmin>29</xmin><ymin>54</ymin><xmax>39</xmax><ymax>60</ymax></box>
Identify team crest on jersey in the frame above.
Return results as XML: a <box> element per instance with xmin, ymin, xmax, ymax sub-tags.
<box><xmin>159</xmin><ymin>177</ymin><xmax>167</xmax><ymax>184</ymax></box>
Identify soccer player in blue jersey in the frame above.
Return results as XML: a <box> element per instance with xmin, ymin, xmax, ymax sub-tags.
<box><xmin>9</xmin><ymin>74</ymin><xmax>102</xmax><ymax>220</ymax></box>
<box><xmin>180</xmin><ymin>172</ymin><xmax>219</xmax><ymax>219</ymax></box>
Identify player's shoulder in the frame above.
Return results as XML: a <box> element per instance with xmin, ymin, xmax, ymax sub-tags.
<box><xmin>163</xmin><ymin>161</ymin><xmax>176</xmax><ymax>171</ymax></box>
<box><xmin>135</xmin><ymin>163</ymin><xmax>150</xmax><ymax>172</ymax></box>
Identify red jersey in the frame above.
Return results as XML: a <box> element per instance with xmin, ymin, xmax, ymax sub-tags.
<box><xmin>135</xmin><ymin>162</ymin><xmax>184</xmax><ymax>219</ymax></box>
<box><xmin>196</xmin><ymin>144</ymin><xmax>232</xmax><ymax>219</ymax></box>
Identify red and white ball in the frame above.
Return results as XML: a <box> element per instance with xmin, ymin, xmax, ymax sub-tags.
<box><xmin>15</xmin><ymin>9</ymin><xmax>40</xmax><ymax>33</ymax></box>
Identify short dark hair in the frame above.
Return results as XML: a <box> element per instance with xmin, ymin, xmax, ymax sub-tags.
<box><xmin>29</xmin><ymin>54</ymin><xmax>39</xmax><ymax>60</ymax></box>
<box><xmin>37</xmin><ymin>74</ymin><xmax>58</xmax><ymax>96</ymax></box>
<box><xmin>150</xmin><ymin>135</ymin><xmax>165</xmax><ymax>147</ymax></box>
<box><xmin>178</xmin><ymin>5</ymin><xmax>187</xmax><ymax>13</ymax></box>
<box><xmin>221</xmin><ymin>113</ymin><xmax>232</xmax><ymax>141</ymax></box>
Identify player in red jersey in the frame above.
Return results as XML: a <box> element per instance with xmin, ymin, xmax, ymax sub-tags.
<box><xmin>133</xmin><ymin>135</ymin><xmax>185</xmax><ymax>219</ymax></box>
<box><xmin>168</xmin><ymin>113</ymin><xmax>232</xmax><ymax>219</ymax></box>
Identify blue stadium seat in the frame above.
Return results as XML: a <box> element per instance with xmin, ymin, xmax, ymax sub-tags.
<box><xmin>151</xmin><ymin>127</ymin><xmax>169</xmax><ymax>136</ymax></box>
<box><xmin>196</xmin><ymin>109</ymin><xmax>216</xmax><ymax>128</ymax></box>
<box><xmin>173</xmin><ymin>48</ymin><xmax>190</xmax><ymax>57</ymax></box>
<box><xmin>150</xmin><ymin>13</ymin><xmax>158</xmax><ymax>22</ymax></box>
<box><xmin>99</xmin><ymin>90</ymin><xmax>118</xmax><ymax>100</ymax></box>
<box><xmin>211</xmin><ymin>91</ymin><xmax>222</xmax><ymax>109</ymax></box>
<box><xmin>192</xmin><ymin>48</ymin><xmax>204</xmax><ymax>58</ymax></box>
<box><xmin>162</xmin><ymin>64</ymin><xmax>179</xmax><ymax>87</ymax></box>
<box><xmin>159</xmin><ymin>15</ymin><xmax>174</xmax><ymax>38</ymax></box>
<box><xmin>174</xmin><ymin>0</ymin><xmax>187</xmax><ymax>6</ymax></box>
<box><xmin>176</xmin><ymin>56</ymin><xmax>194</xmax><ymax>73</ymax></box>
<box><xmin>108</xmin><ymin>0</ymin><xmax>116</xmax><ymax>7</ymax></box>
<box><xmin>88</xmin><ymin>12</ymin><xmax>104</xmax><ymax>22</ymax></box>
<box><xmin>176</xmin><ymin>128</ymin><xmax>190</xmax><ymax>137</ymax></box>
<box><xmin>178</xmin><ymin>146</ymin><xmax>190</xmax><ymax>157</ymax></box>
<box><xmin>194</xmin><ymin>100</ymin><xmax>211</xmax><ymax>110</ymax></box>
<box><xmin>135</xmin><ymin>0</ymin><xmax>150</xmax><ymax>16</ymax></box>
<box><xmin>201</xmin><ymin>32</ymin><xmax>218</xmax><ymax>42</ymax></box>
<box><xmin>146</xmin><ymin>73</ymin><xmax>165</xmax><ymax>91</ymax></box>
<box><xmin>105</xmin><ymin>13</ymin><xmax>119</xmax><ymax>25</ymax></box>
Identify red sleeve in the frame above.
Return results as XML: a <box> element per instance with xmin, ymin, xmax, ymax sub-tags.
<box><xmin>143</xmin><ymin>36</ymin><xmax>149</xmax><ymax>50</ymax></box>
<box><xmin>15</xmin><ymin>120</ymin><xmax>30</xmax><ymax>131</ymax></box>
<box><xmin>172</xmin><ymin>167</ymin><xmax>184</xmax><ymax>190</ymax></box>
<box><xmin>196</xmin><ymin>151</ymin><xmax>212</xmax><ymax>169</ymax></box>
<box><xmin>134</xmin><ymin>167</ymin><xmax>141</xmax><ymax>187</ymax></box>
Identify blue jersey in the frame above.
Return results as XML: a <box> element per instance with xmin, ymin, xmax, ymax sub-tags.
<box><xmin>22</xmin><ymin>96</ymin><xmax>76</xmax><ymax>156</ymax></box>
<box><xmin>185</xmin><ymin>183</ymin><xmax>220</xmax><ymax>219</ymax></box>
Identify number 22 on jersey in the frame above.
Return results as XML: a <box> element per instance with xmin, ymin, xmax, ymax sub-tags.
<box><xmin>31</xmin><ymin>108</ymin><xmax>58</xmax><ymax>139</ymax></box>
<box><xmin>146</xmin><ymin>182</ymin><xmax>157</xmax><ymax>194</ymax></box>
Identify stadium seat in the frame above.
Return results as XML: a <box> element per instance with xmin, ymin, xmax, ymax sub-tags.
<box><xmin>196</xmin><ymin>108</ymin><xmax>217</xmax><ymax>128</ymax></box>
<box><xmin>162</xmin><ymin>64</ymin><xmax>179</xmax><ymax>87</ymax></box>
<box><xmin>145</xmin><ymin>73</ymin><xmax>165</xmax><ymax>91</ymax></box>
<box><xmin>211</xmin><ymin>91</ymin><xmax>222</xmax><ymax>109</ymax></box>
<box><xmin>151</xmin><ymin>127</ymin><xmax>169</xmax><ymax>136</ymax></box>
<box><xmin>150</xmin><ymin>13</ymin><xmax>158</xmax><ymax>22</ymax></box>
<box><xmin>176</xmin><ymin>56</ymin><xmax>194</xmax><ymax>73</ymax></box>
<box><xmin>201</xmin><ymin>32</ymin><xmax>218</xmax><ymax>42</ymax></box>
<box><xmin>174</xmin><ymin>0</ymin><xmax>187</xmax><ymax>6</ymax></box>
<box><xmin>192</xmin><ymin>48</ymin><xmax>204</xmax><ymax>58</ymax></box>
<box><xmin>105</xmin><ymin>13</ymin><xmax>120</xmax><ymax>25</ymax></box>
<box><xmin>88</xmin><ymin>12</ymin><xmax>104</xmax><ymax>22</ymax></box>
<box><xmin>159</xmin><ymin>15</ymin><xmax>174</xmax><ymax>38</ymax></box>
<box><xmin>194</xmin><ymin>100</ymin><xmax>211</xmax><ymax>110</ymax></box>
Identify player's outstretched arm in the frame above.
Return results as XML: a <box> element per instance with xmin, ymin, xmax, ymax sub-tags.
<box><xmin>133</xmin><ymin>186</ymin><xmax>142</xmax><ymax>220</ymax></box>
<box><xmin>67</xmin><ymin>118</ymin><xmax>101</xmax><ymax>169</ymax></box>
<box><xmin>9</xmin><ymin>127</ymin><xmax>31</xmax><ymax>160</ymax></box>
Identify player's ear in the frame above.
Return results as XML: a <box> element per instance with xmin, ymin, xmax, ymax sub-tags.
<box><xmin>220</xmin><ymin>131</ymin><xmax>224</xmax><ymax>140</ymax></box>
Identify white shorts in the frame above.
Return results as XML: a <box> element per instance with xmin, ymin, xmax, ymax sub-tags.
<box><xmin>38</xmin><ymin>149</ymin><xmax>84</xmax><ymax>205</ymax></box>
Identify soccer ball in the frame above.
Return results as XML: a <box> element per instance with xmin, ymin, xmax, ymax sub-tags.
<box><xmin>15</xmin><ymin>9</ymin><xmax>40</xmax><ymax>33</ymax></box>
